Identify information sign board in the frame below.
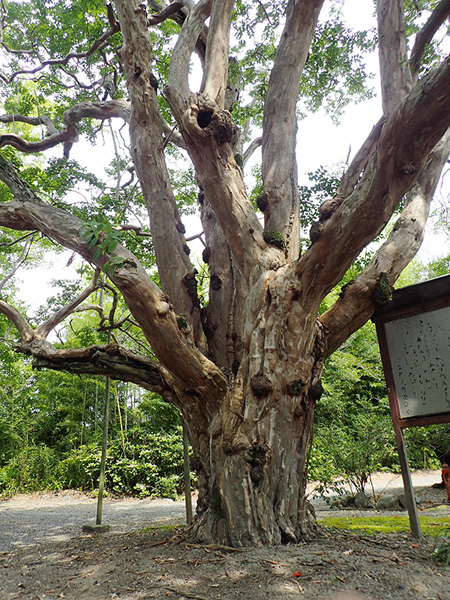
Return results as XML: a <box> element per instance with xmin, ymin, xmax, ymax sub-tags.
<box><xmin>374</xmin><ymin>274</ymin><xmax>450</xmax><ymax>538</ymax></box>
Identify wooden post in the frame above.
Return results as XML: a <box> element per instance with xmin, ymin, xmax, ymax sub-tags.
<box><xmin>393</xmin><ymin>422</ymin><xmax>421</xmax><ymax>538</ymax></box>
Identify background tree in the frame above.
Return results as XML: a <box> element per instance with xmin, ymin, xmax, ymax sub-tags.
<box><xmin>0</xmin><ymin>0</ymin><xmax>450</xmax><ymax>546</ymax></box>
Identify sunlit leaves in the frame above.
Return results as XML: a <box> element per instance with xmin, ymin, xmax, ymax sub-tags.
<box><xmin>299</xmin><ymin>20</ymin><xmax>376</xmax><ymax>120</ymax></box>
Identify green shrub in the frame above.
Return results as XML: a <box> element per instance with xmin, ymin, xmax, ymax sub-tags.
<box><xmin>433</xmin><ymin>528</ymin><xmax>450</xmax><ymax>565</ymax></box>
<box><xmin>0</xmin><ymin>444</ymin><xmax>61</xmax><ymax>494</ymax></box>
<box><xmin>57</xmin><ymin>430</ymin><xmax>187</xmax><ymax>499</ymax></box>
<box><xmin>310</xmin><ymin>410</ymin><xmax>396</xmax><ymax>494</ymax></box>
<box><xmin>58</xmin><ymin>443</ymin><xmax>102</xmax><ymax>490</ymax></box>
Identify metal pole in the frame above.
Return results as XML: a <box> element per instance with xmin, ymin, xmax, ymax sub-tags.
<box><xmin>96</xmin><ymin>373</ymin><xmax>111</xmax><ymax>525</ymax></box>
<box><xmin>182</xmin><ymin>424</ymin><xmax>193</xmax><ymax>525</ymax></box>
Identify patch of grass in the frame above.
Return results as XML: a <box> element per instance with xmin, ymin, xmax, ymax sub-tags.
<box><xmin>318</xmin><ymin>514</ymin><xmax>450</xmax><ymax>537</ymax></box>
<box><xmin>139</xmin><ymin>524</ymin><xmax>181</xmax><ymax>534</ymax></box>
<box><xmin>433</xmin><ymin>527</ymin><xmax>450</xmax><ymax>565</ymax></box>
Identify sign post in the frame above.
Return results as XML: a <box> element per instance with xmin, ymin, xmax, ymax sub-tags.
<box><xmin>374</xmin><ymin>274</ymin><xmax>450</xmax><ymax>538</ymax></box>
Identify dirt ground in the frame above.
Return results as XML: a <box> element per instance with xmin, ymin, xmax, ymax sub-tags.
<box><xmin>1</xmin><ymin>473</ymin><xmax>450</xmax><ymax>600</ymax></box>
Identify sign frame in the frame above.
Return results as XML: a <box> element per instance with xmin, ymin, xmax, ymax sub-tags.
<box><xmin>373</xmin><ymin>274</ymin><xmax>450</xmax><ymax>538</ymax></box>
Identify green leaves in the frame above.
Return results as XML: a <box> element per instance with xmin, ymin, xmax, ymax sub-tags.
<box><xmin>81</xmin><ymin>217</ymin><xmax>125</xmax><ymax>276</ymax></box>
<box><xmin>299</xmin><ymin>19</ymin><xmax>376</xmax><ymax>121</ymax></box>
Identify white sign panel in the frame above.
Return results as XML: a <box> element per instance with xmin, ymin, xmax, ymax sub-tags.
<box><xmin>384</xmin><ymin>305</ymin><xmax>450</xmax><ymax>418</ymax></box>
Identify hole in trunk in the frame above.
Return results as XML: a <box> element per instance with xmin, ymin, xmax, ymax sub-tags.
<box><xmin>197</xmin><ymin>109</ymin><xmax>213</xmax><ymax>128</ymax></box>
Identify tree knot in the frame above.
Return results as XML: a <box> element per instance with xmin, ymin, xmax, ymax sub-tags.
<box><xmin>286</xmin><ymin>379</ymin><xmax>305</xmax><ymax>395</ymax></box>
<box><xmin>250</xmin><ymin>373</ymin><xmax>273</xmax><ymax>397</ymax></box>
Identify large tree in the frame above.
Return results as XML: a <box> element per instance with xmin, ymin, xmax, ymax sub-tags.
<box><xmin>0</xmin><ymin>0</ymin><xmax>450</xmax><ymax>546</ymax></box>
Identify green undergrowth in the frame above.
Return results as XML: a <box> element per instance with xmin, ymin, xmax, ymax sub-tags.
<box><xmin>318</xmin><ymin>513</ymin><xmax>450</xmax><ymax>537</ymax></box>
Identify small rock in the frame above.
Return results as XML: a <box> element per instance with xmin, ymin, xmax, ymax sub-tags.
<box><xmin>354</xmin><ymin>492</ymin><xmax>370</xmax><ymax>509</ymax></box>
<box><xmin>340</xmin><ymin>494</ymin><xmax>356</xmax><ymax>508</ymax></box>
<box><xmin>376</xmin><ymin>495</ymin><xmax>401</xmax><ymax>511</ymax></box>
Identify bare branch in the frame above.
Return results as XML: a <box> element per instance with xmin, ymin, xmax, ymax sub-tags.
<box><xmin>336</xmin><ymin>118</ymin><xmax>386</xmax><ymax>198</ymax></box>
<box><xmin>243</xmin><ymin>137</ymin><xmax>262</xmax><ymax>168</ymax></box>
<box><xmin>148</xmin><ymin>2</ymin><xmax>184</xmax><ymax>25</ymax></box>
<box><xmin>0</xmin><ymin>300</ymin><xmax>34</xmax><ymax>342</ymax></box>
<box><xmin>72</xmin><ymin>303</ymin><xmax>104</xmax><ymax>317</ymax></box>
<box><xmin>377</xmin><ymin>0</ymin><xmax>413</xmax><ymax>114</ymax></box>
<box><xmin>37</xmin><ymin>270</ymin><xmax>101</xmax><ymax>338</ymax></box>
<box><xmin>409</xmin><ymin>0</ymin><xmax>450</xmax><ymax>82</ymax></box>
<box><xmin>0</xmin><ymin>113</ymin><xmax>58</xmax><ymax>135</ymax></box>
<box><xmin>0</xmin><ymin>233</ymin><xmax>33</xmax><ymax>291</ymax></box>
<box><xmin>1</xmin><ymin>17</ymin><xmax>120</xmax><ymax>84</ymax></box>
<box><xmin>0</xmin><ymin>231</ymin><xmax>37</xmax><ymax>247</ymax></box>
<box><xmin>1</xmin><ymin>41</ymin><xmax>38</xmax><ymax>57</ymax></box>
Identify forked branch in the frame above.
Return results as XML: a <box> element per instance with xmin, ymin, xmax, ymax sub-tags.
<box><xmin>320</xmin><ymin>129</ymin><xmax>450</xmax><ymax>356</ymax></box>
<box><xmin>0</xmin><ymin>100</ymin><xmax>131</xmax><ymax>157</ymax></box>
<box><xmin>37</xmin><ymin>269</ymin><xmax>101</xmax><ymax>338</ymax></box>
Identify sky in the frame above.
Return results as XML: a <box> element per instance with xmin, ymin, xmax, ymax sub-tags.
<box><xmin>10</xmin><ymin>0</ymin><xmax>450</xmax><ymax>314</ymax></box>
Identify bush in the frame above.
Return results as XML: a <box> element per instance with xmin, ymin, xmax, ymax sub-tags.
<box><xmin>58</xmin><ymin>443</ymin><xmax>102</xmax><ymax>490</ymax></box>
<box><xmin>310</xmin><ymin>410</ymin><xmax>397</xmax><ymax>494</ymax></box>
<box><xmin>405</xmin><ymin>425</ymin><xmax>450</xmax><ymax>470</ymax></box>
<box><xmin>57</xmin><ymin>429</ymin><xmax>187</xmax><ymax>499</ymax></box>
<box><xmin>433</xmin><ymin>528</ymin><xmax>450</xmax><ymax>566</ymax></box>
<box><xmin>0</xmin><ymin>444</ymin><xmax>62</xmax><ymax>494</ymax></box>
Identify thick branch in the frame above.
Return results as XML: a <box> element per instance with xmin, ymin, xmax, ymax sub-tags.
<box><xmin>148</xmin><ymin>2</ymin><xmax>185</xmax><ymax>25</ymax></box>
<box><xmin>297</xmin><ymin>53</ymin><xmax>450</xmax><ymax>303</ymax></box>
<box><xmin>0</xmin><ymin>114</ymin><xmax>58</xmax><ymax>135</ymax></box>
<box><xmin>377</xmin><ymin>0</ymin><xmax>413</xmax><ymax>114</ymax></box>
<box><xmin>166</xmin><ymin>0</ymin><xmax>212</xmax><ymax>106</ymax></box>
<box><xmin>24</xmin><ymin>340</ymin><xmax>175</xmax><ymax>398</ymax></box>
<box><xmin>261</xmin><ymin>0</ymin><xmax>324</xmax><ymax>260</ymax></box>
<box><xmin>0</xmin><ymin>150</ymin><xmax>226</xmax><ymax>402</ymax></box>
<box><xmin>115</xmin><ymin>0</ymin><xmax>205</xmax><ymax>349</ymax></box>
<box><xmin>320</xmin><ymin>129</ymin><xmax>450</xmax><ymax>356</ymax></box>
<box><xmin>200</xmin><ymin>0</ymin><xmax>233</xmax><ymax>108</ymax></box>
<box><xmin>409</xmin><ymin>0</ymin><xmax>450</xmax><ymax>82</ymax></box>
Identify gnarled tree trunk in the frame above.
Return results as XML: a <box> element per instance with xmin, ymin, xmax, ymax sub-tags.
<box><xmin>1</xmin><ymin>0</ymin><xmax>450</xmax><ymax>546</ymax></box>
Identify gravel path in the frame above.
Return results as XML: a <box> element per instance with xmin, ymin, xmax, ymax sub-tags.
<box><xmin>0</xmin><ymin>470</ymin><xmax>446</xmax><ymax>554</ymax></box>
<box><xmin>0</xmin><ymin>492</ymin><xmax>187</xmax><ymax>553</ymax></box>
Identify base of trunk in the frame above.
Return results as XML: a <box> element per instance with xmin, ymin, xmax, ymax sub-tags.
<box><xmin>190</xmin><ymin>499</ymin><xmax>317</xmax><ymax>547</ymax></box>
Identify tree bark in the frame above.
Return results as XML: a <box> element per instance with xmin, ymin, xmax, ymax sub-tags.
<box><xmin>1</xmin><ymin>0</ymin><xmax>450</xmax><ymax>548</ymax></box>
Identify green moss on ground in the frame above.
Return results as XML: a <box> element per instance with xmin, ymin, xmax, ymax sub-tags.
<box><xmin>318</xmin><ymin>513</ymin><xmax>450</xmax><ymax>537</ymax></box>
